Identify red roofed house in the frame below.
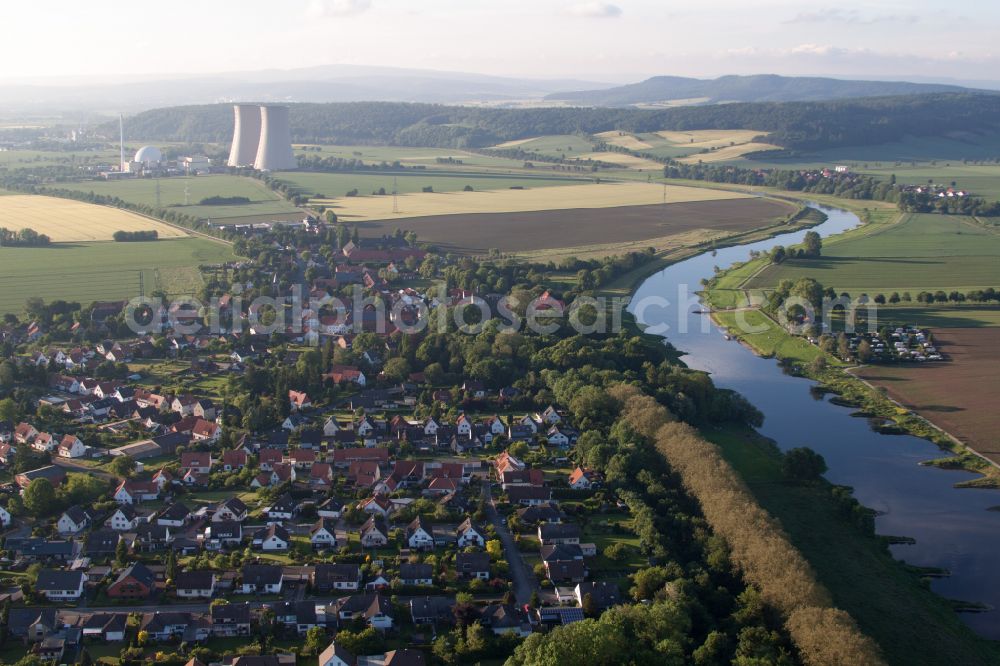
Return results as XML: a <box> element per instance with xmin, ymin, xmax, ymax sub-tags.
<box><xmin>191</xmin><ymin>419</ymin><xmax>220</xmax><ymax>443</ymax></box>
<box><xmin>180</xmin><ymin>451</ymin><xmax>213</xmax><ymax>474</ymax></box>
<box><xmin>289</xmin><ymin>390</ymin><xmax>312</xmax><ymax>412</ymax></box>
<box><xmin>222</xmin><ymin>449</ymin><xmax>248</xmax><ymax>471</ymax></box>
<box><xmin>57</xmin><ymin>434</ymin><xmax>86</xmax><ymax>458</ymax></box>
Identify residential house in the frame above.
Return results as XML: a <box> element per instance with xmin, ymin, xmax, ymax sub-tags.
<box><xmin>205</xmin><ymin>521</ymin><xmax>243</xmax><ymax>549</ymax></box>
<box><xmin>410</xmin><ymin>596</ymin><xmax>455</xmax><ymax>627</ymax></box>
<box><xmin>405</xmin><ymin>517</ymin><xmax>435</xmax><ymax>551</ymax></box>
<box><xmin>57</xmin><ymin>434</ymin><xmax>86</xmax><ymax>458</ymax></box>
<box><xmin>175</xmin><ymin>571</ymin><xmax>216</xmax><ymax>599</ymax></box>
<box><xmin>252</xmin><ymin>524</ymin><xmax>290</xmax><ymax>551</ymax></box>
<box><xmin>455</xmin><ymin>552</ymin><xmax>490</xmax><ymax>580</ymax></box>
<box><xmin>568</xmin><ymin>467</ymin><xmax>601</xmax><ymax>490</ymax></box>
<box><xmin>399</xmin><ymin>563</ymin><xmax>433</xmax><ymax>587</ymax></box>
<box><xmin>113</xmin><ymin>478</ymin><xmax>159</xmax><ymax>504</ymax></box>
<box><xmin>107</xmin><ymin>505</ymin><xmax>141</xmax><ymax>531</ymax></box>
<box><xmin>241</xmin><ymin>565</ymin><xmax>283</xmax><ymax>594</ymax></box>
<box><xmin>334</xmin><ymin>593</ymin><xmax>393</xmax><ymax>629</ymax></box>
<box><xmin>310</xmin><ymin>518</ymin><xmax>338</xmax><ymax>549</ymax></box>
<box><xmin>214</xmin><ymin>497</ymin><xmax>249</xmax><ymax>523</ymax></box>
<box><xmin>506</xmin><ymin>486</ymin><xmax>552</xmax><ymax>506</ymax></box>
<box><xmin>359</xmin><ymin>517</ymin><xmax>389</xmax><ymax>548</ymax></box>
<box><xmin>575</xmin><ymin>581</ymin><xmax>622</xmax><ymax>611</ymax></box>
<box><xmin>265</xmin><ymin>494</ymin><xmax>297</xmax><ymax>522</ymax></box>
<box><xmin>455</xmin><ymin>518</ymin><xmax>486</xmax><ymax>548</ymax></box>
<box><xmin>479</xmin><ymin>604</ymin><xmax>531</xmax><ymax>637</ymax></box>
<box><xmin>180</xmin><ymin>451</ymin><xmax>213</xmax><ymax>474</ymax></box>
<box><xmin>538</xmin><ymin>523</ymin><xmax>581</xmax><ymax>546</ymax></box>
<box><xmin>313</xmin><ymin>564</ymin><xmax>361</xmax><ymax>593</ymax></box>
<box><xmin>288</xmin><ymin>390</ymin><xmax>312</xmax><ymax>412</ymax></box>
<box><xmin>157</xmin><ymin>503</ymin><xmax>191</xmax><ymax>528</ymax></box>
<box><xmin>35</xmin><ymin>570</ymin><xmax>86</xmax><ymax>601</ymax></box>
<box><xmin>211</xmin><ymin>603</ymin><xmax>251</xmax><ymax>637</ymax></box>
<box><xmin>107</xmin><ymin>562</ymin><xmax>156</xmax><ymax>599</ymax></box>
<box><xmin>271</xmin><ymin>601</ymin><xmax>318</xmax><ymax>635</ymax></box>
<box><xmin>222</xmin><ymin>449</ymin><xmax>248</xmax><ymax>471</ymax></box>
<box><xmin>317</xmin><ymin>497</ymin><xmax>344</xmax><ymax>519</ymax></box>
<box><xmin>57</xmin><ymin>506</ymin><xmax>95</xmax><ymax>535</ymax></box>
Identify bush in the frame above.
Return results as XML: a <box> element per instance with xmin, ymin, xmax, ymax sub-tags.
<box><xmin>113</xmin><ymin>230</ymin><xmax>159</xmax><ymax>242</ymax></box>
<box><xmin>198</xmin><ymin>196</ymin><xmax>250</xmax><ymax>205</ymax></box>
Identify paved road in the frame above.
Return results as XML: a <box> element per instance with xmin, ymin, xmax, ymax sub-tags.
<box><xmin>52</xmin><ymin>457</ymin><xmax>116</xmax><ymax>481</ymax></box>
<box><xmin>483</xmin><ymin>482</ymin><xmax>538</xmax><ymax>605</ymax></box>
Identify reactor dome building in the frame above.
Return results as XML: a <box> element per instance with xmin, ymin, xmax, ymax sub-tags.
<box><xmin>227</xmin><ymin>104</ymin><xmax>297</xmax><ymax>171</ymax></box>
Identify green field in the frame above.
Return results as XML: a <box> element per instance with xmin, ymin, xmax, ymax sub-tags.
<box><xmin>0</xmin><ymin>147</ymin><xmax>121</xmax><ymax>169</ymax></box>
<box><xmin>275</xmin><ymin>170</ymin><xmax>589</xmax><ymax>198</ymax></box>
<box><xmin>0</xmin><ymin>238</ymin><xmax>237</xmax><ymax>314</ymax></box>
<box><xmin>747</xmin><ymin>213</ymin><xmax>1000</xmax><ymax>294</ymax></box>
<box><xmin>55</xmin><ymin>175</ymin><xmax>302</xmax><ymax>220</ymax></box>
<box><xmin>492</xmin><ymin>134</ymin><xmax>597</xmax><ymax>157</ymax></box>
<box><xmin>296</xmin><ymin>144</ymin><xmax>527</xmax><ymax>169</ymax></box>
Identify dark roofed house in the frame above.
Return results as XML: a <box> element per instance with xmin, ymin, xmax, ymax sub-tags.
<box><xmin>211</xmin><ymin>602</ymin><xmax>251</xmax><ymax>636</ymax></box>
<box><xmin>175</xmin><ymin>571</ymin><xmax>216</xmax><ymax>599</ymax></box>
<box><xmin>399</xmin><ymin>562</ymin><xmax>434</xmax><ymax>587</ymax></box>
<box><xmin>455</xmin><ymin>552</ymin><xmax>490</xmax><ymax>580</ymax></box>
<box><xmin>314</xmin><ymin>563</ymin><xmax>361</xmax><ymax>593</ymax></box>
<box><xmin>410</xmin><ymin>596</ymin><xmax>456</xmax><ymax>626</ymax></box>
<box><xmin>35</xmin><ymin>569</ymin><xmax>85</xmax><ymax>601</ymax></box>
<box><xmin>575</xmin><ymin>581</ymin><xmax>622</xmax><ymax>611</ymax></box>
<box><xmin>15</xmin><ymin>464</ymin><xmax>67</xmax><ymax>489</ymax></box>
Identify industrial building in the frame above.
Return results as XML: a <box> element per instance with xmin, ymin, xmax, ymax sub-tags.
<box><xmin>227</xmin><ymin>104</ymin><xmax>297</xmax><ymax>171</ymax></box>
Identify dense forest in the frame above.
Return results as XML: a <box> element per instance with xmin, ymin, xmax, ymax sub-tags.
<box><xmin>105</xmin><ymin>93</ymin><xmax>1000</xmax><ymax>152</ymax></box>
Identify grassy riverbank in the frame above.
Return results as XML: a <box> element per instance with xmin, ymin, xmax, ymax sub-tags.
<box><xmin>705</xmin><ymin>424</ymin><xmax>1000</xmax><ymax>666</ymax></box>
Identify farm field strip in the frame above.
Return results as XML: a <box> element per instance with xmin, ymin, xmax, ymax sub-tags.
<box><xmin>353</xmin><ymin>196</ymin><xmax>793</xmax><ymax>254</ymax></box>
<box><xmin>747</xmin><ymin>213</ymin><xmax>1000</xmax><ymax>293</ymax></box>
<box><xmin>316</xmin><ymin>181</ymin><xmax>750</xmax><ymax>222</ymax></box>
<box><xmin>280</xmin><ymin>170</ymin><xmax>586</xmax><ymax>200</ymax></box>
<box><xmin>0</xmin><ymin>238</ymin><xmax>237</xmax><ymax>314</ymax></box>
<box><xmin>0</xmin><ymin>195</ymin><xmax>188</xmax><ymax>241</ymax></box>
<box><xmin>854</xmin><ymin>327</ymin><xmax>1000</xmax><ymax>463</ymax></box>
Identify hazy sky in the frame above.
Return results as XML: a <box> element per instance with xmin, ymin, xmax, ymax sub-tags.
<box><xmin>5</xmin><ymin>0</ymin><xmax>999</xmax><ymax>83</ymax></box>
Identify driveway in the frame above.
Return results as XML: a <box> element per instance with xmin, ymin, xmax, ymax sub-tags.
<box><xmin>483</xmin><ymin>482</ymin><xmax>538</xmax><ymax>605</ymax></box>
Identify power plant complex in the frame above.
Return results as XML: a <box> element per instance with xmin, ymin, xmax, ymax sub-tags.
<box><xmin>227</xmin><ymin>104</ymin><xmax>297</xmax><ymax>171</ymax></box>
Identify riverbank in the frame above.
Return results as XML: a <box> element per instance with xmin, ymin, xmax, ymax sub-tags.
<box><xmin>704</xmin><ymin>210</ymin><xmax>1000</xmax><ymax>485</ymax></box>
<box><xmin>705</xmin><ymin>424</ymin><xmax>1000</xmax><ymax>666</ymax></box>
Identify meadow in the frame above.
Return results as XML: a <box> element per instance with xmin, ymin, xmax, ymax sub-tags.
<box><xmin>0</xmin><ymin>195</ymin><xmax>187</xmax><ymax>241</ymax></box>
<box><xmin>295</xmin><ymin>144</ymin><xmax>527</xmax><ymax>169</ymax></box>
<box><xmin>0</xmin><ymin>238</ymin><xmax>237</xmax><ymax>314</ymax></box>
<box><xmin>315</xmin><ymin>181</ymin><xmax>749</xmax><ymax>223</ymax></box>
<box><xmin>491</xmin><ymin>134</ymin><xmax>596</xmax><ymax>157</ymax></box>
<box><xmin>356</xmin><ymin>197</ymin><xmax>792</xmax><ymax>254</ymax></box>
<box><xmin>747</xmin><ymin>213</ymin><xmax>1000</xmax><ymax>294</ymax></box>
<box><xmin>54</xmin><ymin>175</ymin><xmax>302</xmax><ymax>220</ymax></box>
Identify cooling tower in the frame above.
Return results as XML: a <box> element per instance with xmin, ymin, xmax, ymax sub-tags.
<box><xmin>254</xmin><ymin>105</ymin><xmax>297</xmax><ymax>171</ymax></box>
<box><xmin>227</xmin><ymin>104</ymin><xmax>262</xmax><ymax>168</ymax></box>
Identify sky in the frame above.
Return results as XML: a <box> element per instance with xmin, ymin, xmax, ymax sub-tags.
<box><xmin>4</xmin><ymin>0</ymin><xmax>1000</xmax><ymax>84</ymax></box>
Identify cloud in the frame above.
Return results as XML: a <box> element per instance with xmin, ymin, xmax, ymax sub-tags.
<box><xmin>567</xmin><ymin>2</ymin><xmax>623</xmax><ymax>18</ymax></box>
<box><xmin>306</xmin><ymin>0</ymin><xmax>372</xmax><ymax>18</ymax></box>
<box><xmin>784</xmin><ymin>9</ymin><xmax>918</xmax><ymax>26</ymax></box>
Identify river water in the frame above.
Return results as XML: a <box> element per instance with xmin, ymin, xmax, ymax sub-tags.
<box><xmin>629</xmin><ymin>203</ymin><xmax>1000</xmax><ymax>638</ymax></box>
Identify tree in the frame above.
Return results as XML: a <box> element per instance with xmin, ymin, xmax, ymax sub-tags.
<box><xmin>109</xmin><ymin>455</ymin><xmax>135</xmax><ymax>479</ymax></box>
<box><xmin>0</xmin><ymin>397</ymin><xmax>17</xmax><ymax>423</ymax></box>
<box><xmin>303</xmin><ymin>626</ymin><xmax>327</xmax><ymax>655</ymax></box>
<box><xmin>485</xmin><ymin>539</ymin><xmax>503</xmax><ymax>560</ymax></box>
<box><xmin>22</xmin><ymin>479</ymin><xmax>56</xmax><ymax>517</ymax></box>
<box><xmin>802</xmin><ymin>230</ymin><xmax>822</xmax><ymax>257</ymax></box>
<box><xmin>581</xmin><ymin>592</ymin><xmax>597</xmax><ymax>617</ymax></box>
<box><xmin>782</xmin><ymin>447</ymin><xmax>828</xmax><ymax>482</ymax></box>
<box><xmin>857</xmin><ymin>339</ymin><xmax>873</xmax><ymax>363</ymax></box>
<box><xmin>381</xmin><ymin>358</ymin><xmax>410</xmax><ymax>384</ymax></box>
<box><xmin>115</xmin><ymin>538</ymin><xmax>128</xmax><ymax>567</ymax></box>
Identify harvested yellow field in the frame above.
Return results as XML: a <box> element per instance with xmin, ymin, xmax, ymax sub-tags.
<box><xmin>572</xmin><ymin>152</ymin><xmax>664</xmax><ymax>170</ymax></box>
<box><xmin>0</xmin><ymin>195</ymin><xmax>188</xmax><ymax>242</ymax></box>
<box><xmin>595</xmin><ymin>131</ymin><xmax>652</xmax><ymax>150</ymax></box>
<box><xmin>657</xmin><ymin>129</ymin><xmax>771</xmax><ymax>149</ymax></box>
<box><xmin>676</xmin><ymin>142</ymin><xmax>780</xmax><ymax>164</ymax></box>
<box><xmin>493</xmin><ymin>137</ymin><xmax>538</xmax><ymax>149</ymax></box>
<box><xmin>315</xmin><ymin>181</ymin><xmax>749</xmax><ymax>222</ymax></box>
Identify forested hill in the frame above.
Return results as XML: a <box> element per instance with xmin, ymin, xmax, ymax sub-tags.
<box><xmin>544</xmin><ymin>74</ymin><xmax>985</xmax><ymax>106</ymax></box>
<box><xmin>109</xmin><ymin>93</ymin><xmax>1000</xmax><ymax>152</ymax></box>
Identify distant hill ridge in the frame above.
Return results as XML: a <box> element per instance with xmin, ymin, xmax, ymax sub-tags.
<box><xmin>545</xmin><ymin>74</ymin><xmax>989</xmax><ymax>106</ymax></box>
<box><xmin>107</xmin><ymin>93</ymin><xmax>1000</xmax><ymax>153</ymax></box>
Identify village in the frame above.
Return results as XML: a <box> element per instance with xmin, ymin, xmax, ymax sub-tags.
<box><xmin>0</xmin><ymin>331</ymin><xmax>639</xmax><ymax>666</ymax></box>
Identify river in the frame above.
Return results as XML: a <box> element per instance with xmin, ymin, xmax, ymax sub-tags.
<box><xmin>629</xmin><ymin>203</ymin><xmax>1000</xmax><ymax>638</ymax></box>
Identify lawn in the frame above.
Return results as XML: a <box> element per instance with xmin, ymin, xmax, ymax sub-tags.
<box><xmin>706</xmin><ymin>424</ymin><xmax>1000</xmax><ymax>666</ymax></box>
<box><xmin>0</xmin><ymin>237</ymin><xmax>237</xmax><ymax>314</ymax></box>
<box><xmin>712</xmin><ymin>309</ymin><xmax>843</xmax><ymax>367</ymax></box>
<box><xmin>747</xmin><ymin>213</ymin><xmax>1000</xmax><ymax>294</ymax></box>
<box><xmin>0</xmin><ymin>195</ymin><xmax>187</xmax><ymax>241</ymax></box>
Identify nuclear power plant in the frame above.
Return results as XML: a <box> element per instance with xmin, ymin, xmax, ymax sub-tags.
<box><xmin>227</xmin><ymin>104</ymin><xmax>297</xmax><ymax>171</ymax></box>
